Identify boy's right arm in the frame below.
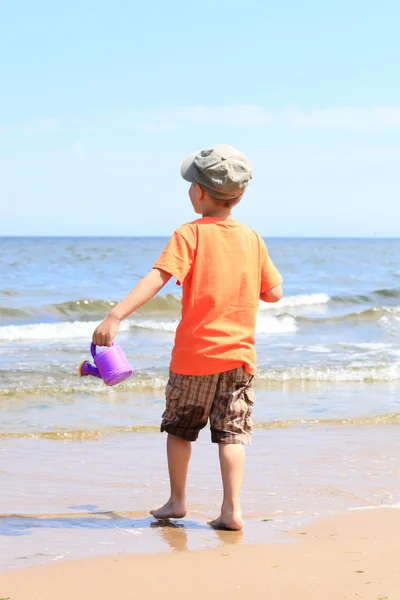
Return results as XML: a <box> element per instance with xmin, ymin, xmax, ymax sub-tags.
<box><xmin>92</xmin><ymin>226</ymin><xmax>195</xmax><ymax>346</ymax></box>
<box><xmin>92</xmin><ymin>268</ymin><xmax>171</xmax><ymax>346</ymax></box>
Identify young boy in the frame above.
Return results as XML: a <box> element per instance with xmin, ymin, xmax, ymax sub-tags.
<box><xmin>92</xmin><ymin>144</ymin><xmax>283</xmax><ymax>530</ymax></box>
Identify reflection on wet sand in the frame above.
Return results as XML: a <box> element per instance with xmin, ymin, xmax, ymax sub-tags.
<box><xmin>150</xmin><ymin>519</ymin><xmax>244</xmax><ymax>552</ymax></box>
<box><xmin>150</xmin><ymin>520</ymin><xmax>189</xmax><ymax>551</ymax></box>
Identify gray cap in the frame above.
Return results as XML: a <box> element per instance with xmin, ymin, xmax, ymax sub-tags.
<box><xmin>180</xmin><ymin>144</ymin><xmax>252</xmax><ymax>200</ymax></box>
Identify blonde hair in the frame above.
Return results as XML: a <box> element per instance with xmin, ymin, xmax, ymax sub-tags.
<box><xmin>200</xmin><ymin>186</ymin><xmax>244</xmax><ymax>209</ymax></box>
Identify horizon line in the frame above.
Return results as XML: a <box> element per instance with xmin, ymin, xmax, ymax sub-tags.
<box><xmin>1</xmin><ymin>234</ymin><xmax>399</xmax><ymax>240</ymax></box>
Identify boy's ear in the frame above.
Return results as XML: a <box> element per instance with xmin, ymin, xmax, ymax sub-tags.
<box><xmin>194</xmin><ymin>183</ymin><xmax>205</xmax><ymax>199</ymax></box>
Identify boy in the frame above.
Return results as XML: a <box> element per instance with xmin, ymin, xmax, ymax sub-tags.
<box><xmin>92</xmin><ymin>144</ymin><xmax>283</xmax><ymax>530</ymax></box>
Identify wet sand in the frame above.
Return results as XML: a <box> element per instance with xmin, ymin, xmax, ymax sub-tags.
<box><xmin>1</xmin><ymin>423</ymin><xmax>399</xmax><ymax>571</ymax></box>
<box><xmin>0</xmin><ymin>508</ymin><xmax>398</xmax><ymax>600</ymax></box>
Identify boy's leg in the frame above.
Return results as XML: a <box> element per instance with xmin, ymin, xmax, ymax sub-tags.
<box><xmin>209</xmin><ymin>367</ymin><xmax>255</xmax><ymax>530</ymax></box>
<box><xmin>153</xmin><ymin>371</ymin><xmax>218</xmax><ymax>519</ymax></box>
<box><xmin>208</xmin><ymin>442</ymin><xmax>245</xmax><ymax>530</ymax></box>
<box><xmin>150</xmin><ymin>434</ymin><xmax>191</xmax><ymax>519</ymax></box>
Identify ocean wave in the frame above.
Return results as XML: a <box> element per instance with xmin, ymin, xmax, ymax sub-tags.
<box><xmin>299</xmin><ymin>306</ymin><xmax>400</xmax><ymax>325</ymax></box>
<box><xmin>2</xmin><ymin>293</ymin><xmax>330</xmax><ymax>323</ymax></box>
<box><xmin>1</xmin><ymin>361</ymin><xmax>400</xmax><ymax>398</ymax></box>
<box><xmin>380</xmin><ymin>314</ymin><xmax>400</xmax><ymax>333</ymax></box>
<box><xmin>131</xmin><ymin>319</ymin><xmax>179</xmax><ymax>332</ymax></box>
<box><xmin>0</xmin><ymin>289</ymin><xmax>21</xmax><ymax>297</ymax></box>
<box><xmin>0</xmin><ymin>313</ymin><xmax>297</xmax><ymax>341</ymax></box>
<box><xmin>0</xmin><ymin>294</ymin><xmax>183</xmax><ymax>322</ymax></box>
<box><xmin>331</xmin><ymin>293</ymin><xmax>371</xmax><ymax>305</ymax></box>
<box><xmin>48</xmin><ymin>294</ymin><xmax>183</xmax><ymax>318</ymax></box>
<box><xmin>137</xmin><ymin>294</ymin><xmax>182</xmax><ymax>315</ymax></box>
<box><xmin>47</xmin><ymin>299</ymin><xmax>118</xmax><ymax>317</ymax></box>
<box><xmin>293</xmin><ymin>344</ymin><xmax>332</xmax><ymax>353</ymax></box>
<box><xmin>373</xmin><ymin>287</ymin><xmax>400</xmax><ymax>298</ymax></box>
<box><xmin>1</xmin><ymin>303</ymin><xmax>399</xmax><ymax>342</ymax></box>
<box><xmin>2</xmin><ymin>288</ymin><xmax>400</xmax><ymax>324</ymax></box>
<box><xmin>0</xmin><ymin>320</ymin><xmax>131</xmax><ymax>341</ymax></box>
<box><xmin>54</xmin><ymin>290</ymin><xmax>397</xmax><ymax>317</ymax></box>
<box><xmin>0</xmin><ymin>372</ymin><xmax>169</xmax><ymax>396</ymax></box>
<box><xmin>257</xmin><ymin>363</ymin><xmax>400</xmax><ymax>382</ymax></box>
<box><xmin>259</xmin><ymin>293</ymin><xmax>330</xmax><ymax>311</ymax></box>
<box><xmin>0</xmin><ymin>306</ymin><xmax>34</xmax><ymax>318</ymax></box>
<box><xmin>256</xmin><ymin>315</ymin><xmax>298</xmax><ymax>334</ymax></box>
<box><xmin>10</xmin><ymin>291</ymin><xmax>390</xmax><ymax>326</ymax></box>
<box><xmin>339</xmin><ymin>342</ymin><xmax>395</xmax><ymax>351</ymax></box>
<box><xmin>332</xmin><ymin>288</ymin><xmax>400</xmax><ymax>305</ymax></box>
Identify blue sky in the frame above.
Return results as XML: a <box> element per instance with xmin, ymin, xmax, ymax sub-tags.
<box><xmin>0</xmin><ymin>0</ymin><xmax>399</xmax><ymax>237</ymax></box>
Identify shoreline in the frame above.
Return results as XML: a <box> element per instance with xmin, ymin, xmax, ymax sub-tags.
<box><xmin>2</xmin><ymin>423</ymin><xmax>399</xmax><ymax>573</ymax></box>
<box><xmin>0</xmin><ymin>508</ymin><xmax>399</xmax><ymax>600</ymax></box>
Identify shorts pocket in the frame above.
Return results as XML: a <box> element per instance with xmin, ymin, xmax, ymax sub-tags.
<box><xmin>244</xmin><ymin>386</ymin><xmax>255</xmax><ymax>428</ymax></box>
<box><xmin>165</xmin><ymin>380</ymin><xmax>182</xmax><ymax>401</ymax></box>
<box><xmin>162</xmin><ymin>380</ymin><xmax>183</xmax><ymax>424</ymax></box>
<box><xmin>244</xmin><ymin>386</ymin><xmax>255</xmax><ymax>405</ymax></box>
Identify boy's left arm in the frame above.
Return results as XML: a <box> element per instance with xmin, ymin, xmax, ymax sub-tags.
<box><xmin>92</xmin><ymin>268</ymin><xmax>171</xmax><ymax>346</ymax></box>
<box><xmin>259</xmin><ymin>239</ymin><xmax>283</xmax><ymax>303</ymax></box>
<box><xmin>260</xmin><ymin>283</ymin><xmax>283</xmax><ymax>303</ymax></box>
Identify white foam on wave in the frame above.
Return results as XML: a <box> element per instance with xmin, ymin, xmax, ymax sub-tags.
<box><xmin>0</xmin><ymin>320</ymin><xmax>131</xmax><ymax>341</ymax></box>
<box><xmin>134</xmin><ymin>315</ymin><xmax>298</xmax><ymax>335</ymax></box>
<box><xmin>0</xmin><ymin>312</ymin><xmax>298</xmax><ymax>341</ymax></box>
<box><xmin>257</xmin><ymin>363</ymin><xmax>400</xmax><ymax>382</ymax></box>
<box><xmin>380</xmin><ymin>307</ymin><xmax>400</xmax><ymax>314</ymax></box>
<box><xmin>259</xmin><ymin>293</ymin><xmax>330</xmax><ymax>312</ymax></box>
<box><xmin>293</xmin><ymin>344</ymin><xmax>332</xmax><ymax>353</ymax></box>
<box><xmin>256</xmin><ymin>315</ymin><xmax>298</xmax><ymax>334</ymax></box>
<box><xmin>340</xmin><ymin>342</ymin><xmax>393</xmax><ymax>351</ymax></box>
<box><xmin>350</xmin><ymin>504</ymin><xmax>400</xmax><ymax>511</ymax></box>
<box><xmin>130</xmin><ymin>319</ymin><xmax>179</xmax><ymax>333</ymax></box>
<box><xmin>133</xmin><ymin>316</ymin><xmax>298</xmax><ymax>335</ymax></box>
<box><xmin>380</xmin><ymin>314</ymin><xmax>400</xmax><ymax>332</ymax></box>
<box><xmin>0</xmin><ymin>293</ymin><xmax>329</xmax><ymax>342</ymax></box>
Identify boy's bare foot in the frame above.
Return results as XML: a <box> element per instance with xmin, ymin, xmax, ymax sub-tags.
<box><xmin>150</xmin><ymin>499</ymin><xmax>187</xmax><ymax>520</ymax></box>
<box><xmin>208</xmin><ymin>512</ymin><xmax>244</xmax><ymax>531</ymax></box>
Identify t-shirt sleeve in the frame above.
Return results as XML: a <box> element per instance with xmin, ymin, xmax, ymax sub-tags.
<box><xmin>260</xmin><ymin>239</ymin><xmax>283</xmax><ymax>294</ymax></box>
<box><xmin>153</xmin><ymin>227</ymin><xmax>196</xmax><ymax>286</ymax></box>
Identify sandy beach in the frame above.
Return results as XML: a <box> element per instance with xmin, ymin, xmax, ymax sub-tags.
<box><xmin>1</xmin><ymin>508</ymin><xmax>398</xmax><ymax>600</ymax></box>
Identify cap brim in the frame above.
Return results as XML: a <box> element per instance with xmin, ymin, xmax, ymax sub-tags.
<box><xmin>180</xmin><ymin>152</ymin><xmax>199</xmax><ymax>183</ymax></box>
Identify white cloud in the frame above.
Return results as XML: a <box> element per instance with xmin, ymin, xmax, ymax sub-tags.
<box><xmin>0</xmin><ymin>118</ymin><xmax>58</xmax><ymax>135</ymax></box>
<box><xmin>282</xmin><ymin>105</ymin><xmax>400</xmax><ymax>129</ymax></box>
<box><xmin>22</xmin><ymin>117</ymin><xmax>58</xmax><ymax>134</ymax></box>
<box><xmin>111</xmin><ymin>104</ymin><xmax>400</xmax><ymax>131</ymax></box>
<box><xmin>3</xmin><ymin>106</ymin><xmax>400</xmax><ymax>136</ymax></box>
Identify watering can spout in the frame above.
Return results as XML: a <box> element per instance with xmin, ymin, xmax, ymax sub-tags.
<box><xmin>78</xmin><ymin>360</ymin><xmax>102</xmax><ymax>379</ymax></box>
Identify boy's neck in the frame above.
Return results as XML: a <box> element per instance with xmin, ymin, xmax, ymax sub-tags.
<box><xmin>201</xmin><ymin>208</ymin><xmax>232</xmax><ymax>219</ymax></box>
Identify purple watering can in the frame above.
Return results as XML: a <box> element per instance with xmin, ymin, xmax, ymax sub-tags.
<box><xmin>79</xmin><ymin>342</ymin><xmax>133</xmax><ymax>386</ymax></box>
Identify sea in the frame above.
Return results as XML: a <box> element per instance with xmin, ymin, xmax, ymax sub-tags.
<box><xmin>1</xmin><ymin>236</ymin><xmax>399</xmax><ymax>570</ymax></box>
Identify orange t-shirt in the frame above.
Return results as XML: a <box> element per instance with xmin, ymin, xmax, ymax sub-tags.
<box><xmin>153</xmin><ymin>217</ymin><xmax>283</xmax><ymax>376</ymax></box>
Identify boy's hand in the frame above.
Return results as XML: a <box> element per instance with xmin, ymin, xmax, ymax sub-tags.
<box><xmin>92</xmin><ymin>313</ymin><xmax>121</xmax><ymax>347</ymax></box>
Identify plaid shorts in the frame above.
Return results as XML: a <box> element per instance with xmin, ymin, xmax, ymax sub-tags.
<box><xmin>160</xmin><ymin>366</ymin><xmax>255</xmax><ymax>444</ymax></box>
